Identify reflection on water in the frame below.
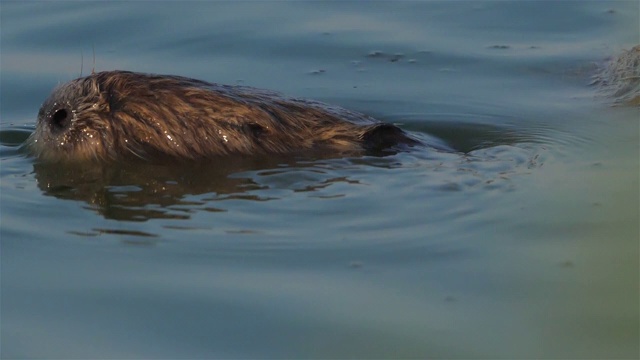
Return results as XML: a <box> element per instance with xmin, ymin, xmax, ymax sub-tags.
<box><xmin>9</xmin><ymin>117</ymin><xmax>545</xmax><ymax>225</ymax></box>
<box><xmin>31</xmin><ymin>155</ymin><xmax>292</xmax><ymax>221</ymax></box>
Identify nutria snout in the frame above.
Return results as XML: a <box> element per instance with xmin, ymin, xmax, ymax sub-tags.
<box><xmin>27</xmin><ymin>70</ymin><xmax>418</xmax><ymax>162</ymax></box>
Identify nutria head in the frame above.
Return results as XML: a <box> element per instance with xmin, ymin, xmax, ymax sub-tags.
<box><xmin>27</xmin><ymin>71</ymin><xmax>416</xmax><ymax>163</ymax></box>
<box><xmin>28</xmin><ymin>74</ymin><xmax>108</xmax><ymax>162</ymax></box>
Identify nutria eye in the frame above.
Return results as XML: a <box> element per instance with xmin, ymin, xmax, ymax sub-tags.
<box><xmin>50</xmin><ymin>107</ymin><xmax>71</xmax><ymax>133</ymax></box>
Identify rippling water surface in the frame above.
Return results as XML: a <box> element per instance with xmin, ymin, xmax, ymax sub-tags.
<box><xmin>1</xmin><ymin>1</ymin><xmax>638</xmax><ymax>358</ymax></box>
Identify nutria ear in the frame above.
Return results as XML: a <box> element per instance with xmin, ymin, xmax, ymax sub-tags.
<box><xmin>361</xmin><ymin>123</ymin><xmax>415</xmax><ymax>150</ymax></box>
<box><xmin>243</xmin><ymin>122</ymin><xmax>268</xmax><ymax>138</ymax></box>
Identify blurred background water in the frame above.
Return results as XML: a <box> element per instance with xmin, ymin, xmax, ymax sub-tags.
<box><xmin>1</xmin><ymin>1</ymin><xmax>638</xmax><ymax>358</ymax></box>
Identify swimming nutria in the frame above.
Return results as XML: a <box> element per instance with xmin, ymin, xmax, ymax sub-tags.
<box><xmin>27</xmin><ymin>70</ymin><xmax>418</xmax><ymax>162</ymax></box>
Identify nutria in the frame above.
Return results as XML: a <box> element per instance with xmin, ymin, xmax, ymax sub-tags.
<box><xmin>27</xmin><ymin>71</ymin><xmax>418</xmax><ymax>162</ymax></box>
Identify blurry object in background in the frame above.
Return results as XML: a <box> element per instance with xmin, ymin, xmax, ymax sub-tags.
<box><xmin>594</xmin><ymin>45</ymin><xmax>640</xmax><ymax>106</ymax></box>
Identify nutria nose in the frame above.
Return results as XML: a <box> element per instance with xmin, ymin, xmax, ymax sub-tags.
<box><xmin>49</xmin><ymin>107</ymin><xmax>71</xmax><ymax>133</ymax></box>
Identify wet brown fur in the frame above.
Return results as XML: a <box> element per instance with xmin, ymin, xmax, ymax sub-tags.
<box><xmin>28</xmin><ymin>71</ymin><xmax>416</xmax><ymax>162</ymax></box>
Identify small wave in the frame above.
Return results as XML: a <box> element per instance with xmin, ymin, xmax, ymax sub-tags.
<box><xmin>0</xmin><ymin>125</ymin><xmax>33</xmax><ymax>147</ymax></box>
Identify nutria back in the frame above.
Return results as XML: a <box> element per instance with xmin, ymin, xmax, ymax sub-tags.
<box><xmin>27</xmin><ymin>71</ymin><xmax>417</xmax><ymax>162</ymax></box>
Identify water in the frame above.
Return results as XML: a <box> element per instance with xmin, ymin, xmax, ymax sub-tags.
<box><xmin>1</xmin><ymin>1</ymin><xmax>638</xmax><ymax>358</ymax></box>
